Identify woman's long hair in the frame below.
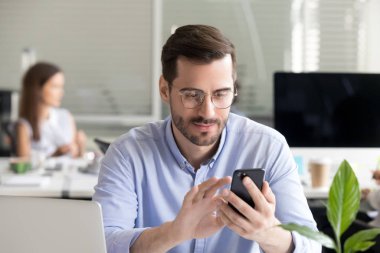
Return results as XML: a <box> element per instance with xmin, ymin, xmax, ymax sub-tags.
<box><xmin>19</xmin><ymin>62</ymin><xmax>61</xmax><ymax>140</ymax></box>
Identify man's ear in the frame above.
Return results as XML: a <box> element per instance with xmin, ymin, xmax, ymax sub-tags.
<box><xmin>159</xmin><ymin>75</ymin><xmax>170</xmax><ymax>103</ymax></box>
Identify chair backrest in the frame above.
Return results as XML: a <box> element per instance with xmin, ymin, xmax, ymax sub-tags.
<box><xmin>93</xmin><ymin>138</ymin><xmax>111</xmax><ymax>154</ymax></box>
<box><xmin>2</xmin><ymin>121</ymin><xmax>17</xmax><ymax>156</ymax></box>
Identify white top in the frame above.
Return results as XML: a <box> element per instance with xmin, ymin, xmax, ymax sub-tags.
<box><xmin>20</xmin><ymin>108</ymin><xmax>74</xmax><ymax>157</ymax></box>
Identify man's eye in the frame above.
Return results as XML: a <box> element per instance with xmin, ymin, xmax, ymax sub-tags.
<box><xmin>183</xmin><ymin>91</ymin><xmax>199</xmax><ymax>98</ymax></box>
<box><xmin>214</xmin><ymin>91</ymin><xmax>228</xmax><ymax>98</ymax></box>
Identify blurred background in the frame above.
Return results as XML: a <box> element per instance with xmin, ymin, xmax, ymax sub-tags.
<box><xmin>0</xmin><ymin>0</ymin><xmax>379</xmax><ymax>141</ymax></box>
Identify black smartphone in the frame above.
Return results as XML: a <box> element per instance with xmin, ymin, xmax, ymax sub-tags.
<box><xmin>229</xmin><ymin>168</ymin><xmax>265</xmax><ymax>215</ymax></box>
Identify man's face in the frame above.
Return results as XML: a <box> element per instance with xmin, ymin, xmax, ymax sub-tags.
<box><xmin>164</xmin><ymin>55</ymin><xmax>234</xmax><ymax>147</ymax></box>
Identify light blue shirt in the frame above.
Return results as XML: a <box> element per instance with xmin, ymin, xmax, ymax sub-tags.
<box><xmin>93</xmin><ymin>113</ymin><xmax>321</xmax><ymax>253</ymax></box>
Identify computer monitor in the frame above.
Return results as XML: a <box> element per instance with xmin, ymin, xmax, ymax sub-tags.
<box><xmin>274</xmin><ymin>72</ymin><xmax>380</xmax><ymax>147</ymax></box>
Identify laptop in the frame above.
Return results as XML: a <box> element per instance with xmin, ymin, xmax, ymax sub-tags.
<box><xmin>0</xmin><ymin>196</ymin><xmax>107</xmax><ymax>253</ymax></box>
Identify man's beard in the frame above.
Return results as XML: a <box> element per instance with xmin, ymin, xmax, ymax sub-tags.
<box><xmin>172</xmin><ymin>114</ymin><xmax>227</xmax><ymax>146</ymax></box>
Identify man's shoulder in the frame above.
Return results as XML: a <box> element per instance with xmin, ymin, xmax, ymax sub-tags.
<box><xmin>227</xmin><ymin>113</ymin><xmax>286</xmax><ymax>144</ymax></box>
<box><xmin>114</xmin><ymin>119</ymin><xmax>167</xmax><ymax>146</ymax></box>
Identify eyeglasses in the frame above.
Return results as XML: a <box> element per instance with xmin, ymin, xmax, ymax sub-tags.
<box><xmin>172</xmin><ymin>86</ymin><xmax>238</xmax><ymax>109</ymax></box>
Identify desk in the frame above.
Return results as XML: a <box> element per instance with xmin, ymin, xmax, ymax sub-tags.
<box><xmin>304</xmin><ymin>186</ymin><xmax>329</xmax><ymax>199</ymax></box>
<box><xmin>293</xmin><ymin>147</ymin><xmax>380</xmax><ymax>199</ymax></box>
<box><xmin>1</xmin><ymin>148</ymin><xmax>380</xmax><ymax>200</ymax></box>
<box><xmin>0</xmin><ymin>157</ymin><xmax>98</xmax><ymax>199</ymax></box>
<box><xmin>66</xmin><ymin>170</ymin><xmax>97</xmax><ymax>199</ymax></box>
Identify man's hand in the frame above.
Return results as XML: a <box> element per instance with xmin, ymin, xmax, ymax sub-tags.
<box><xmin>219</xmin><ymin>178</ymin><xmax>278</xmax><ymax>240</ymax></box>
<box><xmin>219</xmin><ymin>177</ymin><xmax>294</xmax><ymax>253</ymax></box>
<box><xmin>170</xmin><ymin>176</ymin><xmax>232</xmax><ymax>242</ymax></box>
<box><xmin>131</xmin><ymin>176</ymin><xmax>232</xmax><ymax>253</ymax></box>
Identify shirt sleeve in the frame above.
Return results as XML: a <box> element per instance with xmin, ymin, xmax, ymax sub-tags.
<box><xmin>93</xmin><ymin>141</ymin><xmax>147</xmax><ymax>253</ymax></box>
<box><xmin>292</xmin><ymin>232</ymin><xmax>322</xmax><ymax>252</ymax></box>
<box><xmin>266</xmin><ymin>138</ymin><xmax>322</xmax><ymax>252</ymax></box>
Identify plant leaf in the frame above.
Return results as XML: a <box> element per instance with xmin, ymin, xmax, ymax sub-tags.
<box><xmin>280</xmin><ymin>223</ymin><xmax>336</xmax><ymax>249</ymax></box>
<box><xmin>346</xmin><ymin>242</ymin><xmax>375</xmax><ymax>253</ymax></box>
<box><xmin>327</xmin><ymin>160</ymin><xmax>360</xmax><ymax>237</ymax></box>
<box><xmin>344</xmin><ymin>228</ymin><xmax>380</xmax><ymax>253</ymax></box>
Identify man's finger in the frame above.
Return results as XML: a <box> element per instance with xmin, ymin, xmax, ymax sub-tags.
<box><xmin>222</xmin><ymin>188</ymin><xmax>259</xmax><ymax>221</ymax></box>
<box><xmin>183</xmin><ymin>186</ymin><xmax>199</xmax><ymax>208</ymax></box>
<box><xmin>193</xmin><ymin>177</ymin><xmax>219</xmax><ymax>202</ymax></box>
<box><xmin>204</xmin><ymin>176</ymin><xmax>232</xmax><ymax>198</ymax></box>
<box><xmin>261</xmin><ymin>181</ymin><xmax>275</xmax><ymax>205</ymax></box>
<box><xmin>219</xmin><ymin>203</ymin><xmax>250</xmax><ymax>234</ymax></box>
<box><xmin>242</xmin><ymin>176</ymin><xmax>267</xmax><ymax>211</ymax></box>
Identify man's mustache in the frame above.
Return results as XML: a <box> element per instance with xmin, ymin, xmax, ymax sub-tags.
<box><xmin>191</xmin><ymin>117</ymin><xmax>219</xmax><ymax>125</ymax></box>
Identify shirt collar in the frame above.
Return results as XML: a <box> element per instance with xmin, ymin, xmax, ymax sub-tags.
<box><xmin>164</xmin><ymin>116</ymin><xmax>227</xmax><ymax>170</ymax></box>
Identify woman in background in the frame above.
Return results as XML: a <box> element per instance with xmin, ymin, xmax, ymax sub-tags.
<box><xmin>16</xmin><ymin>62</ymin><xmax>86</xmax><ymax>158</ymax></box>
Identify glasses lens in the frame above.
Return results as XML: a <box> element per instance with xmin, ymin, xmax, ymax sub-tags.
<box><xmin>181</xmin><ymin>90</ymin><xmax>202</xmax><ymax>109</ymax></box>
<box><xmin>179</xmin><ymin>89</ymin><xmax>236</xmax><ymax>109</ymax></box>
<box><xmin>212</xmin><ymin>90</ymin><xmax>234</xmax><ymax>109</ymax></box>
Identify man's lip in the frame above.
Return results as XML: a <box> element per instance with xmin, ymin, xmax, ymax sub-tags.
<box><xmin>193</xmin><ymin>122</ymin><xmax>215</xmax><ymax>131</ymax></box>
<box><xmin>193</xmin><ymin>122</ymin><xmax>214</xmax><ymax>127</ymax></box>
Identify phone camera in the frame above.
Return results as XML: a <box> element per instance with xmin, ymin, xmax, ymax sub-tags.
<box><xmin>238</xmin><ymin>172</ymin><xmax>247</xmax><ymax>180</ymax></box>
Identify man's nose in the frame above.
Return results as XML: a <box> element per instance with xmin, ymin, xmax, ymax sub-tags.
<box><xmin>198</xmin><ymin>95</ymin><xmax>216</xmax><ymax>118</ymax></box>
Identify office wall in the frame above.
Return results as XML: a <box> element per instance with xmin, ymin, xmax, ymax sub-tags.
<box><xmin>0</xmin><ymin>0</ymin><xmax>379</xmax><ymax>140</ymax></box>
<box><xmin>367</xmin><ymin>0</ymin><xmax>380</xmax><ymax>72</ymax></box>
<box><xmin>163</xmin><ymin>0</ymin><xmax>377</xmax><ymax>123</ymax></box>
<box><xmin>163</xmin><ymin>0</ymin><xmax>292</xmax><ymax>119</ymax></box>
<box><xmin>0</xmin><ymin>0</ymin><xmax>161</xmax><ymax>139</ymax></box>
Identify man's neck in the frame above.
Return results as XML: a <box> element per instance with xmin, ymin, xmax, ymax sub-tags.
<box><xmin>171</xmin><ymin>124</ymin><xmax>220</xmax><ymax>170</ymax></box>
<box><xmin>183</xmin><ymin>143</ymin><xmax>219</xmax><ymax>171</ymax></box>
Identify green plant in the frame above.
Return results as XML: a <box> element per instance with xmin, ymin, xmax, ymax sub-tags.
<box><xmin>280</xmin><ymin>160</ymin><xmax>380</xmax><ymax>253</ymax></box>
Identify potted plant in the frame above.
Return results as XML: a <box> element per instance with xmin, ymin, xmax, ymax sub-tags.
<box><xmin>281</xmin><ymin>160</ymin><xmax>380</xmax><ymax>253</ymax></box>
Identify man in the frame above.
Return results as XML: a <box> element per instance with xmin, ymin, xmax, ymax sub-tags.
<box><xmin>93</xmin><ymin>25</ymin><xmax>320</xmax><ymax>253</ymax></box>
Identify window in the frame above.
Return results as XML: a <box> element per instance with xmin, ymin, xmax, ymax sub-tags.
<box><xmin>291</xmin><ymin>0</ymin><xmax>368</xmax><ymax>72</ymax></box>
<box><xmin>163</xmin><ymin>0</ymin><xmax>377</xmax><ymax>125</ymax></box>
<box><xmin>0</xmin><ymin>0</ymin><xmax>377</xmax><ymax>139</ymax></box>
<box><xmin>0</xmin><ymin>0</ymin><xmax>161</xmax><ymax>137</ymax></box>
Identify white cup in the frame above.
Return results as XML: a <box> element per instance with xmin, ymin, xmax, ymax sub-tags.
<box><xmin>30</xmin><ymin>150</ymin><xmax>47</xmax><ymax>170</ymax></box>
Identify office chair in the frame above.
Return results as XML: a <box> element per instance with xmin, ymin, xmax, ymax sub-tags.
<box><xmin>2</xmin><ymin>121</ymin><xmax>17</xmax><ymax>156</ymax></box>
<box><xmin>93</xmin><ymin>138</ymin><xmax>111</xmax><ymax>154</ymax></box>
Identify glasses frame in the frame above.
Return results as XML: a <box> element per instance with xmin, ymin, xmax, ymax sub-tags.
<box><xmin>171</xmin><ymin>85</ymin><xmax>238</xmax><ymax>109</ymax></box>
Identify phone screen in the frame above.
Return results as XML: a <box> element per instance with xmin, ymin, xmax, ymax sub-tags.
<box><xmin>229</xmin><ymin>168</ymin><xmax>265</xmax><ymax>215</ymax></box>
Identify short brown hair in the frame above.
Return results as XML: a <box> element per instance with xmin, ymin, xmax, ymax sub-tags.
<box><xmin>161</xmin><ymin>25</ymin><xmax>237</xmax><ymax>86</ymax></box>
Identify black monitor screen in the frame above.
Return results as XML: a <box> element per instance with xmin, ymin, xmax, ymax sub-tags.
<box><xmin>274</xmin><ymin>72</ymin><xmax>380</xmax><ymax>147</ymax></box>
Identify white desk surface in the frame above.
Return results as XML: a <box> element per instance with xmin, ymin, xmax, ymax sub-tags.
<box><xmin>303</xmin><ymin>186</ymin><xmax>329</xmax><ymax>199</ymax></box>
<box><xmin>1</xmin><ymin>147</ymin><xmax>380</xmax><ymax>199</ymax></box>
<box><xmin>0</xmin><ymin>157</ymin><xmax>96</xmax><ymax>199</ymax></box>
<box><xmin>66</xmin><ymin>171</ymin><xmax>97</xmax><ymax>198</ymax></box>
